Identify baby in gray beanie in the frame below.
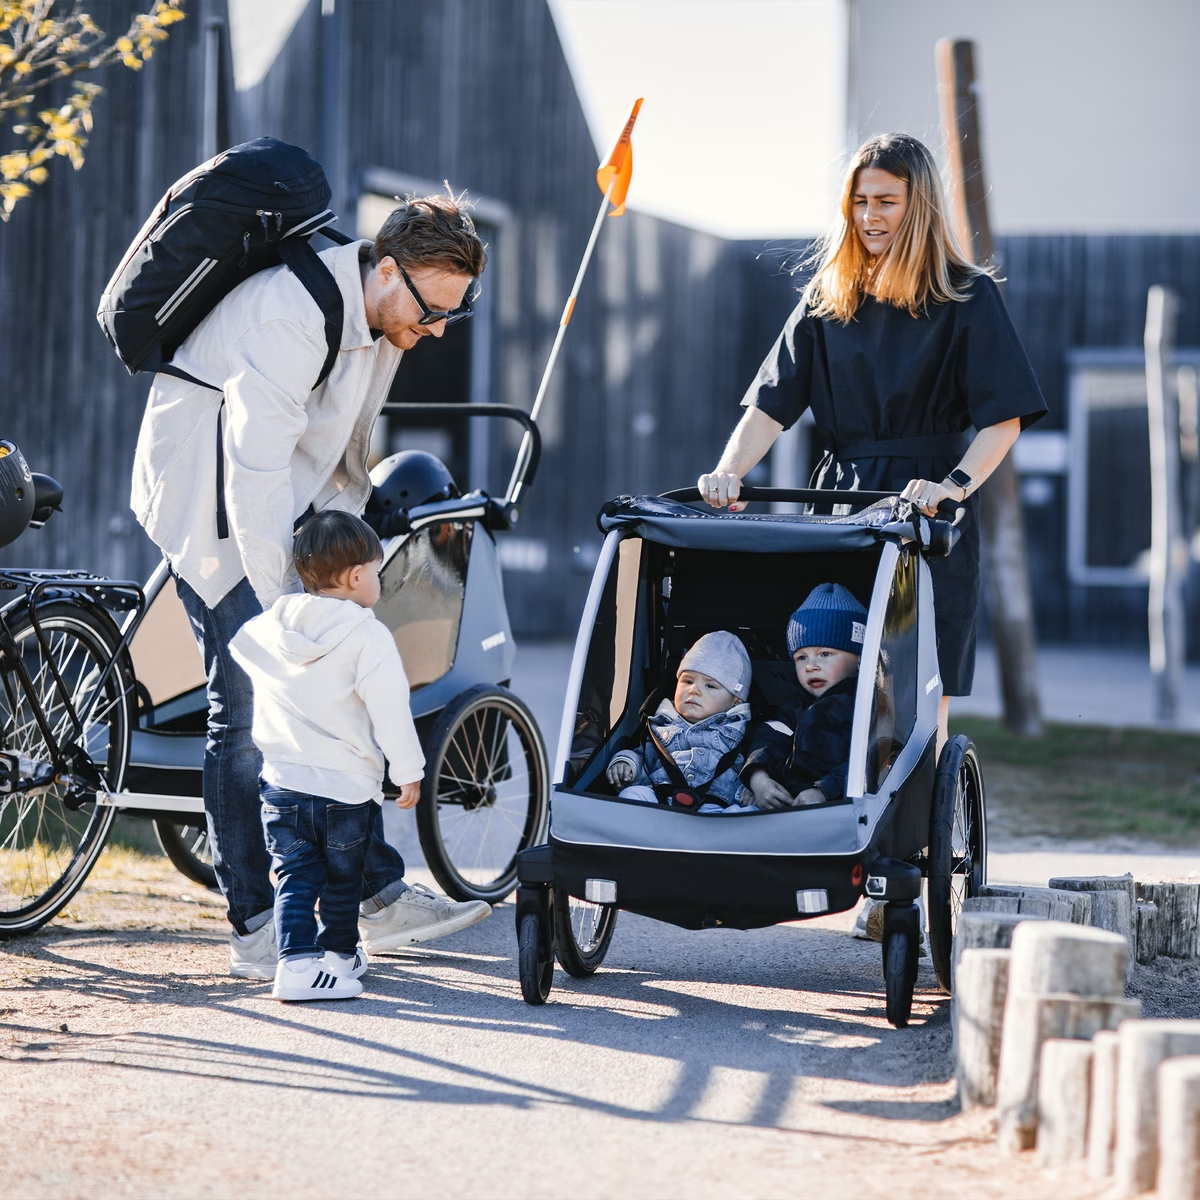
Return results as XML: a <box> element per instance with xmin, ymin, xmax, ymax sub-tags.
<box><xmin>607</xmin><ymin>630</ymin><xmax>756</xmax><ymax>812</ymax></box>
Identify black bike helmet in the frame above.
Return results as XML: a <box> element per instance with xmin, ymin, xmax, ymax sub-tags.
<box><xmin>0</xmin><ymin>441</ymin><xmax>34</xmax><ymax>549</ymax></box>
<box><xmin>366</xmin><ymin>451</ymin><xmax>460</xmax><ymax>529</ymax></box>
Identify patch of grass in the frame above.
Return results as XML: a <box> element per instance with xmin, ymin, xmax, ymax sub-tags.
<box><xmin>950</xmin><ymin>717</ymin><xmax>1200</xmax><ymax>847</ymax></box>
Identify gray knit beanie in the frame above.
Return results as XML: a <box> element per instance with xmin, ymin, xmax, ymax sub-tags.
<box><xmin>787</xmin><ymin>583</ymin><xmax>868</xmax><ymax>655</ymax></box>
<box><xmin>677</xmin><ymin>631</ymin><xmax>753</xmax><ymax>698</ymax></box>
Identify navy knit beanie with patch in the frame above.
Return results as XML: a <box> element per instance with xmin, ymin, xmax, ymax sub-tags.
<box><xmin>786</xmin><ymin>583</ymin><xmax>868</xmax><ymax>656</ymax></box>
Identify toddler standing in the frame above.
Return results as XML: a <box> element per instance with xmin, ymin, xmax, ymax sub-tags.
<box><xmin>231</xmin><ymin>511</ymin><xmax>425</xmax><ymax>1001</ymax></box>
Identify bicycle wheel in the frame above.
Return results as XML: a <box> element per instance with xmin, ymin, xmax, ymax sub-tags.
<box><xmin>154</xmin><ymin>820</ymin><xmax>216</xmax><ymax>889</ymax></box>
<box><xmin>0</xmin><ymin>600</ymin><xmax>133</xmax><ymax>935</ymax></box>
<box><xmin>552</xmin><ymin>886</ymin><xmax>617</xmax><ymax>977</ymax></box>
<box><xmin>927</xmin><ymin>735</ymin><xmax>987</xmax><ymax>993</ymax></box>
<box><xmin>416</xmin><ymin>685</ymin><xmax>548</xmax><ymax>903</ymax></box>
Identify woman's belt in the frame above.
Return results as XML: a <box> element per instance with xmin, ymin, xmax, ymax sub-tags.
<box><xmin>830</xmin><ymin>432</ymin><xmax>967</xmax><ymax>461</ymax></box>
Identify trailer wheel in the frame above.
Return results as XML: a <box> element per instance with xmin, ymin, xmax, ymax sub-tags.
<box><xmin>927</xmin><ymin>735</ymin><xmax>987</xmax><ymax>993</ymax></box>
<box><xmin>417</xmin><ymin>685</ymin><xmax>548</xmax><ymax>904</ymax></box>
<box><xmin>518</xmin><ymin>911</ymin><xmax>554</xmax><ymax>1005</ymax></box>
<box><xmin>552</xmin><ymin>888</ymin><xmax>617</xmax><ymax>977</ymax></box>
<box><xmin>883</xmin><ymin>929</ymin><xmax>916</xmax><ymax>1028</ymax></box>
<box><xmin>154</xmin><ymin>820</ymin><xmax>216</xmax><ymax>889</ymax></box>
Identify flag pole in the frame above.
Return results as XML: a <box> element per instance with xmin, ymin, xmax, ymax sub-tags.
<box><xmin>505</xmin><ymin>174</ymin><xmax>616</xmax><ymax>505</ymax></box>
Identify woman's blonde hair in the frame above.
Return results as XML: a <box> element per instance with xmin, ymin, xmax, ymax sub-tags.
<box><xmin>803</xmin><ymin>133</ymin><xmax>985</xmax><ymax>323</ymax></box>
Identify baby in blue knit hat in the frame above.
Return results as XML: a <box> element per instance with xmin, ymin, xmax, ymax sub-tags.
<box><xmin>742</xmin><ymin>583</ymin><xmax>867</xmax><ymax>809</ymax></box>
<box><xmin>607</xmin><ymin>630</ymin><xmax>757</xmax><ymax>812</ymax></box>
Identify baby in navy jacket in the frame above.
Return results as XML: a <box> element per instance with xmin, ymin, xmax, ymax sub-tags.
<box><xmin>742</xmin><ymin>583</ymin><xmax>867</xmax><ymax>809</ymax></box>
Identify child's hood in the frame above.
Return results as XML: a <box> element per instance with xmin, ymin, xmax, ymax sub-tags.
<box><xmin>240</xmin><ymin>594</ymin><xmax>375</xmax><ymax>665</ymax></box>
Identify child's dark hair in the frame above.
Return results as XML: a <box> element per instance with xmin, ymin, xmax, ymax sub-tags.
<box><xmin>293</xmin><ymin>510</ymin><xmax>382</xmax><ymax>592</ymax></box>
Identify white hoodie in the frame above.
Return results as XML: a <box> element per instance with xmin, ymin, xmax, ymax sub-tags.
<box><xmin>230</xmin><ymin>594</ymin><xmax>424</xmax><ymax>804</ymax></box>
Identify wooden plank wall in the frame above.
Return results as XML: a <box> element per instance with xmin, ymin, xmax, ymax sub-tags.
<box><xmin>0</xmin><ymin>0</ymin><xmax>229</xmax><ymax>585</ymax></box>
<box><xmin>0</xmin><ymin>0</ymin><xmax>1196</xmax><ymax>651</ymax></box>
<box><xmin>996</xmin><ymin>234</ymin><xmax>1200</xmax><ymax>647</ymax></box>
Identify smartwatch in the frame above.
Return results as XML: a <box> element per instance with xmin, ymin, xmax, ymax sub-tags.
<box><xmin>946</xmin><ymin>467</ymin><xmax>972</xmax><ymax>498</ymax></box>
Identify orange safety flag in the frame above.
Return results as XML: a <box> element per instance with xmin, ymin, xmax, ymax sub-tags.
<box><xmin>595</xmin><ymin>98</ymin><xmax>643</xmax><ymax>217</ymax></box>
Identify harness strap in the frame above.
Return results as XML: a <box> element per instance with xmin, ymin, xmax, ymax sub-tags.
<box><xmin>644</xmin><ymin>722</ymin><xmax>745</xmax><ymax>811</ymax></box>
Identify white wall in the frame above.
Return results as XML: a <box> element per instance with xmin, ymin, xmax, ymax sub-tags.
<box><xmin>852</xmin><ymin>0</ymin><xmax>1200</xmax><ymax>234</ymax></box>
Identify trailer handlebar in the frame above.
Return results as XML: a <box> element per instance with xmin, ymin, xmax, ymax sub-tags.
<box><xmin>379</xmin><ymin>403</ymin><xmax>542</xmax><ymax>509</ymax></box>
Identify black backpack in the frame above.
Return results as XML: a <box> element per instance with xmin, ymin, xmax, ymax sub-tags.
<box><xmin>97</xmin><ymin>137</ymin><xmax>351</xmax><ymax>390</ymax></box>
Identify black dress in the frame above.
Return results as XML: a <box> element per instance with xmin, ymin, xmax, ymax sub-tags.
<box><xmin>742</xmin><ymin>275</ymin><xmax>1046</xmax><ymax>696</ymax></box>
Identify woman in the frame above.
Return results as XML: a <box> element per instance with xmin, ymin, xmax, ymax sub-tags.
<box><xmin>698</xmin><ymin>133</ymin><xmax>1046</xmax><ymax>748</ymax></box>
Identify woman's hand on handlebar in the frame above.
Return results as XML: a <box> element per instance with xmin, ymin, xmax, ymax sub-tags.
<box><xmin>901</xmin><ymin>477</ymin><xmax>962</xmax><ymax>517</ymax></box>
<box><xmin>696</xmin><ymin>471</ymin><xmax>744</xmax><ymax>511</ymax></box>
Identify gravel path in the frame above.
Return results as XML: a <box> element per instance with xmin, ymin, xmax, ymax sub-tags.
<box><xmin>5</xmin><ymin>846</ymin><xmax>1194</xmax><ymax>1199</ymax></box>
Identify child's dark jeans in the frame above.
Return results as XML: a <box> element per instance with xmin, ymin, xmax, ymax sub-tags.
<box><xmin>260</xmin><ymin>784</ymin><xmax>373</xmax><ymax>959</ymax></box>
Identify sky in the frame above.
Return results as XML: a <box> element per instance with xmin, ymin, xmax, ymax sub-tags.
<box><xmin>547</xmin><ymin>0</ymin><xmax>847</xmax><ymax>239</ymax></box>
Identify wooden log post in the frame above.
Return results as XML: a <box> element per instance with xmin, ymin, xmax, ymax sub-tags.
<box><xmin>1088</xmin><ymin>1030</ymin><xmax>1122</xmax><ymax>1180</ymax></box>
<box><xmin>996</xmin><ymin>922</ymin><xmax>1134</xmax><ymax>1153</ymax></box>
<box><xmin>1050</xmin><ymin>874</ymin><xmax>1136</xmax><ymax>982</ymax></box>
<box><xmin>953</xmin><ymin>909</ymin><xmax>1042</xmax><ymax>983</ymax></box>
<box><xmin>1136</xmin><ymin>901</ymin><xmax>1161</xmax><ymax>965</ymax></box>
<box><xmin>935</xmin><ymin>37</ymin><xmax>1043</xmax><ymax>737</ymax></box>
<box><xmin>1145</xmin><ymin>285</ymin><xmax>1184</xmax><ymax>726</ymax></box>
<box><xmin>1116</xmin><ymin>1020</ymin><xmax>1200</xmax><ymax>1195</ymax></box>
<box><xmin>1137</xmin><ymin>882</ymin><xmax>1200</xmax><ymax>959</ymax></box>
<box><xmin>1038</xmin><ymin>1038</ymin><xmax>1094</xmax><ymax>1166</ymax></box>
<box><xmin>977</xmin><ymin>885</ymin><xmax>1092</xmax><ymax>924</ymax></box>
<box><xmin>956</xmin><ymin>947</ymin><xmax>1011</xmax><ymax>1110</ymax></box>
<box><xmin>1158</xmin><ymin>1055</ymin><xmax>1200</xmax><ymax>1200</ymax></box>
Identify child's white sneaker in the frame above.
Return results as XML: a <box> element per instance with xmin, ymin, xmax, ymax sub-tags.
<box><xmin>272</xmin><ymin>953</ymin><xmax>363</xmax><ymax>1002</ymax></box>
<box><xmin>324</xmin><ymin>945</ymin><xmax>369</xmax><ymax>980</ymax></box>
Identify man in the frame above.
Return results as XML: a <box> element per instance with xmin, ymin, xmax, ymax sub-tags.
<box><xmin>131</xmin><ymin>194</ymin><xmax>491</xmax><ymax>978</ymax></box>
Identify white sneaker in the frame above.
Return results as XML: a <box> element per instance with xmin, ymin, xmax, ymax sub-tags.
<box><xmin>851</xmin><ymin>898</ymin><xmax>927</xmax><ymax>956</ymax></box>
<box><xmin>851</xmin><ymin>899</ymin><xmax>885</xmax><ymax>942</ymax></box>
<box><xmin>360</xmin><ymin>883</ymin><xmax>491</xmax><ymax>953</ymax></box>
<box><xmin>230</xmin><ymin>918</ymin><xmax>278</xmax><ymax>979</ymax></box>
<box><xmin>272</xmin><ymin>953</ymin><xmax>363</xmax><ymax>1002</ymax></box>
<box><xmin>325</xmin><ymin>945</ymin><xmax>369</xmax><ymax>980</ymax></box>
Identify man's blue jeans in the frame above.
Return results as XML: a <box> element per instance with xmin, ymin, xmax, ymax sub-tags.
<box><xmin>175</xmin><ymin>574</ymin><xmax>408</xmax><ymax>934</ymax></box>
<box><xmin>261</xmin><ymin>785</ymin><xmax>371</xmax><ymax>958</ymax></box>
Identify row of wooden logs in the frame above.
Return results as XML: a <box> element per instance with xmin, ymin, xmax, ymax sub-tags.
<box><xmin>953</xmin><ymin>876</ymin><xmax>1200</xmax><ymax>1198</ymax></box>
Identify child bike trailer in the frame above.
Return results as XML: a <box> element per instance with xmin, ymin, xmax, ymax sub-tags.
<box><xmin>514</xmin><ymin>487</ymin><xmax>987</xmax><ymax>1028</ymax></box>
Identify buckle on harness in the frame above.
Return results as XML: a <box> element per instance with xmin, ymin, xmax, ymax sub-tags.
<box><xmin>655</xmin><ymin>783</ymin><xmax>701</xmax><ymax>811</ymax></box>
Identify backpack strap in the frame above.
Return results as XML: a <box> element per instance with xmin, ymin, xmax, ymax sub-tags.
<box><xmin>215</xmin><ymin>400</ymin><xmax>229</xmax><ymax>540</ymax></box>
<box><xmin>277</xmin><ymin>237</ymin><xmax>345</xmax><ymax>388</ymax></box>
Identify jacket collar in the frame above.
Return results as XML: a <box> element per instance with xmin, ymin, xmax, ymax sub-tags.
<box><xmin>797</xmin><ymin>674</ymin><xmax>859</xmax><ymax>706</ymax></box>
<box><xmin>320</xmin><ymin>240</ymin><xmax>376</xmax><ymax>351</ymax></box>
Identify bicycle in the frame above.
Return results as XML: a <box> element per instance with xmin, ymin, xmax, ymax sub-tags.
<box><xmin>0</xmin><ymin>442</ymin><xmax>145</xmax><ymax>936</ymax></box>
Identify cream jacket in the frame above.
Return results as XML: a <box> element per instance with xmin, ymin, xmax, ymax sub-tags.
<box><xmin>130</xmin><ymin>240</ymin><xmax>402</xmax><ymax>610</ymax></box>
<box><xmin>230</xmin><ymin>594</ymin><xmax>425</xmax><ymax>804</ymax></box>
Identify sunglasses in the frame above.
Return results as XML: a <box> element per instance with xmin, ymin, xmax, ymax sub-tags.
<box><xmin>398</xmin><ymin>264</ymin><xmax>475</xmax><ymax>326</ymax></box>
